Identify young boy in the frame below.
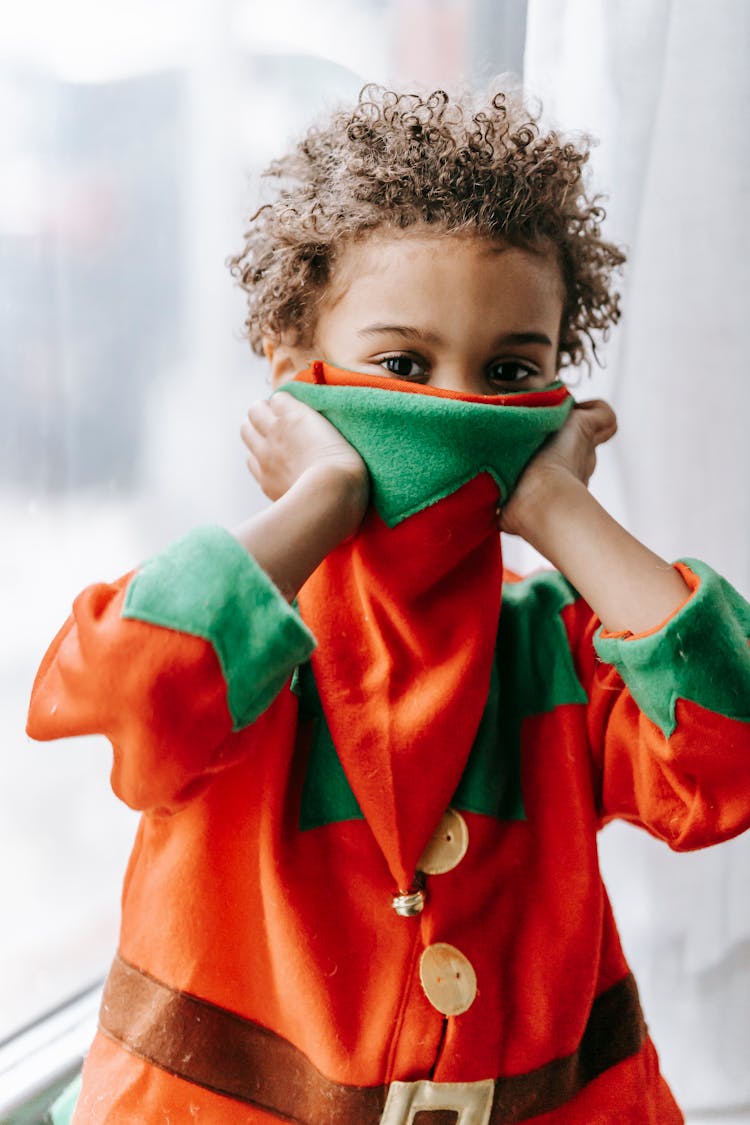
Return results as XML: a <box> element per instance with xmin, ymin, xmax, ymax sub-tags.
<box><xmin>29</xmin><ymin>85</ymin><xmax>750</xmax><ymax>1124</ymax></box>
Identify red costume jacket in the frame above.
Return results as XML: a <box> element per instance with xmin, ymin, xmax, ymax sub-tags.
<box><xmin>28</xmin><ymin>365</ymin><xmax>750</xmax><ymax>1124</ymax></box>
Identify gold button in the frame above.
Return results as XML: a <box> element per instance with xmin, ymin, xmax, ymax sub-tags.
<box><xmin>419</xmin><ymin>943</ymin><xmax>477</xmax><ymax>1016</ymax></box>
<box><xmin>418</xmin><ymin>808</ymin><xmax>469</xmax><ymax>875</ymax></box>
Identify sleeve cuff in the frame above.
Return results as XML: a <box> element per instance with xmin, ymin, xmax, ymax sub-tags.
<box><xmin>594</xmin><ymin>559</ymin><xmax>750</xmax><ymax>738</ymax></box>
<box><xmin>597</xmin><ymin>562</ymin><xmax>699</xmax><ymax>641</ymax></box>
<box><xmin>122</xmin><ymin>525</ymin><xmax>316</xmax><ymax>730</ymax></box>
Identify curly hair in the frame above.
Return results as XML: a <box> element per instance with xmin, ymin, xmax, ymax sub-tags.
<box><xmin>229</xmin><ymin>84</ymin><xmax>625</xmax><ymax>370</ymax></box>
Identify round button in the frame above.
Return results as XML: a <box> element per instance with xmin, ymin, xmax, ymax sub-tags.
<box><xmin>418</xmin><ymin>808</ymin><xmax>469</xmax><ymax>875</ymax></box>
<box><xmin>419</xmin><ymin>943</ymin><xmax>477</xmax><ymax>1016</ymax></box>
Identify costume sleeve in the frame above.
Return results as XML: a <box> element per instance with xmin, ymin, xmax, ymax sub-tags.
<box><xmin>575</xmin><ymin>559</ymin><xmax>750</xmax><ymax>849</ymax></box>
<box><xmin>26</xmin><ymin>526</ymin><xmax>316</xmax><ymax>812</ymax></box>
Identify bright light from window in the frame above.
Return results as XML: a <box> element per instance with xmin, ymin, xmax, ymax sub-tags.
<box><xmin>1</xmin><ymin>0</ymin><xmax>200</xmax><ymax>82</ymax></box>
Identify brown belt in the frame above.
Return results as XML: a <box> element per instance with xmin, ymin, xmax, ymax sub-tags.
<box><xmin>99</xmin><ymin>953</ymin><xmax>647</xmax><ymax>1124</ymax></box>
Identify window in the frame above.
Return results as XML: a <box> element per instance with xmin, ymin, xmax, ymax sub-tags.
<box><xmin>1</xmin><ymin>1</ymin><xmax>526</xmax><ymax>1117</ymax></box>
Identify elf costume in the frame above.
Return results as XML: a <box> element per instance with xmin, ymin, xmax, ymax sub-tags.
<box><xmin>28</xmin><ymin>363</ymin><xmax>750</xmax><ymax>1124</ymax></box>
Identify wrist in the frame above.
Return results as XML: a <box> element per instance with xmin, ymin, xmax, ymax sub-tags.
<box><xmin>503</xmin><ymin>471</ymin><xmax>692</xmax><ymax>634</ymax></box>
<box><xmin>234</xmin><ymin>460</ymin><xmax>369</xmax><ymax>603</ymax></box>
<box><xmin>297</xmin><ymin>460</ymin><xmax>370</xmax><ymax>540</ymax></box>
<box><xmin>501</xmin><ymin>468</ymin><xmax>587</xmax><ymax>548</ymax></box>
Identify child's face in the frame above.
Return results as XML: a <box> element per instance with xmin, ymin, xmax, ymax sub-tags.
<box><xmin>269</xmin><ymin>228</ymin><xmax>565</xmax><ymax>393</ymax></box>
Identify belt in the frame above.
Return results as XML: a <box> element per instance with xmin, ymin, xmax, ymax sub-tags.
<box><xmin>99</xmin><ymin>953</ymin><xmax>647</xmax><ymax>1124</ymax></box>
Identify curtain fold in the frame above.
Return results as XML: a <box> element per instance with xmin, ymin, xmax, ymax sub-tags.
<box><xmin>525</xmin><ymin>0</ymin><xmax>750</xmax><ymax>1113</ymax></box>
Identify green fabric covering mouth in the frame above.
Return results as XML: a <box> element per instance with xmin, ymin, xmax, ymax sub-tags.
<box><xmin>277</xmin><ymin>376</ymin><xmax>573</xmax><ymax>527</ymax></box>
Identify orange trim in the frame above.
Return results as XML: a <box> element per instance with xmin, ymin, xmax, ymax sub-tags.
<box><xmin>598</xmin><ymin>562</ymin><xmax>700</xmax><ymax>641</ymax></box>
<box><xmin>294</xmin><ymin>360</ymin><xmax>570</xmax><ymax>408</ymax></box>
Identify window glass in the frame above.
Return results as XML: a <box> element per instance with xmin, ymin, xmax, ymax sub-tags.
<box><xmin>2</xmin><ymin>0</ymin><xmax>527</xmax><ymax>1042</ymax></box>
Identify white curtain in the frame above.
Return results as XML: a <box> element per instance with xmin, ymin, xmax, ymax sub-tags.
<box><xmin>525</xmin><ymin>0</ymin><xmax>750</xmax><ymax>1115</ymax></box>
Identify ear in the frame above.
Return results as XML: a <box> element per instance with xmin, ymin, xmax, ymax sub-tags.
<box><xmin>263</xmin><ymin>337</ymin><xmax>312</xmax><ymax>387</ymax></box>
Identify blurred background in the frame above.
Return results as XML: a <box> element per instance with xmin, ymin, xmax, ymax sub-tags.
<box><xmin>1</xmin><ymin>0</ymin><xmax>748</xmax><ymax>1119</ymax></box>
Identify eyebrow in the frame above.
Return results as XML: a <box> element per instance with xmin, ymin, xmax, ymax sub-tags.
<box><xmin>358</xmin><ymin>324</ymin><xmax>442</xmax><ymax>344</ymax></box>
<box><xmin>358</xmin><ymin>324</ymin><xmax>554</xmax><ymax>349</ymax></box>
<box><xmin>497</xmin><ymin>331</ymin><xmax>554</xmax><ymax>348</ymax></box>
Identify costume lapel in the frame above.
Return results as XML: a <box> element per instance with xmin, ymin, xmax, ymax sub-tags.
<box><xmin>298</xmin><ymin>474</ymin><xmax>502</xmax><ymax>890</ymax></box>
<box><xmin>288</xmin><ymin>362</ymin><xmax>572</xmax><ymax>891</ymax></box>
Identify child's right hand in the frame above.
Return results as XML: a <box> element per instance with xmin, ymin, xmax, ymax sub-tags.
<box><xmin>241</xmin><ymin>392</ymin><xmax>368</xmax><ymax>510</ymax></box>
<box><xmin>235</xmin><ymin>393</ymin><xmax>369</xmax><ymax>600</ymax></box>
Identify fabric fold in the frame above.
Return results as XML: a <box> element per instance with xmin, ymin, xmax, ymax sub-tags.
<box><xmin>290</xmin><ymin>362</ymin><xmax>573</xmax><ymax>888</ymax></box>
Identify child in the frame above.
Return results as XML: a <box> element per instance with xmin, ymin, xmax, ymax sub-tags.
<box><xmin>29</xmin><ymin>85</ymin><xmax>750</xmax><ymax>1124</ymax></box>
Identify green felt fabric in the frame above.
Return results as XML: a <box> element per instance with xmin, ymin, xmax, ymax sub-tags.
<box><xmin>451</xmin><ymin>651</ymin><xmax>523</xmax><ymax>818</ymax></box>
<box><xmin>296</xmin><ymin>569</ymin><xmax>588</xmax><ymax>829</ymax></box>
<box><xmin>296</xmin><ymin>661</ymin><xmax>364</xmax><ymax>830</ymax></box>
<box><xmin>123</xmin><ymin>526</ymin><xmax>316</xmax><ymax>732</ymax></box>
<box><xmin>595</xmin><ymin>558</ymin><xmax>750</xmax><ymax>739</ymax></box>
<box><xmin>278</xmin><ymin>381</ymin><xmax>572</xmax><ymax>527</ymax></box>
<box><xmin>454</xmin><ymin>569</ymin><xmax>589</xmax><ymax>818</ymax></box>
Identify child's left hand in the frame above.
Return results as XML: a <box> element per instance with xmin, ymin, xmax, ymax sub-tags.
<box><xmin>499</xmin><ymin>398</ymin><xmax>617</xmax><ymax>537</ymax></box>
<box><xmin>499</xmin><ymin>398</ymin><xmax>691</xmax><ymax>634</ymax></box>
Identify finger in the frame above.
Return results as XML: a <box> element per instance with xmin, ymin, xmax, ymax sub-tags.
<box><xmin>267</xmin><ymin>390</ymin><xmax>300</xmax><ymax>413</ymax></box>
<box><xmin>246</xmin><ymin>399</ymin><xmax>275</xmax><ymax>436</ymax></box>
<box><xmin>270</xmin><ymin>391</ymin><xmax>333</xmax><ymax>425</ymax></box>
<box><xmin>244</xmin><ymin>448</ymin><xmax>263</xmax><ymax>485</ymax></box>
<box><xmin>240</xmin><ymin>418</ymin><xmax>263</xmax><ymax>451</ymax></box>
<box><xmin>571</xmin><ymin>399</ymin><xmax>618</xmax><ymax>445</ymax></box>
<box><xmin>582</xmin><ymin>449</ymin><xmax>597</xmax><ymax>486</ymax></box>
<box><xmin>573</xmin><ymin>399</ymin><xmax>617</xmax><ymax>431</ymax></box>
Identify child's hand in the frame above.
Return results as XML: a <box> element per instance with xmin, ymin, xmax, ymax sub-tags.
<box><xmin>241</xmin><ymin>392</ymin><xmax>368</xmax><ymax>511</ymax></box>
<box><xmin>499</xmin><ymin>398</ymin><xmax>691</xmax><ymax>634</ymax></box>
<box><xmin>235</xmin><ymin>394</ymin><xmax>370</xmax><ymax>599</ymax></box>
<box><xmin>499</xmin><ymin>399</ymin><xmax>617</xmax><ymax>538</ymax></box>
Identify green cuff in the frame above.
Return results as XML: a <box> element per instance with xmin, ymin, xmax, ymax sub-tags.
<box><xmin>122</xmin><ymin>526</ymin><xmax>316</xmax><ymax>731</ymax></box>
<box><xmin>594</xmin><ymin>559</ymin><xmax>750</xmax><ymax>738</ymax></box>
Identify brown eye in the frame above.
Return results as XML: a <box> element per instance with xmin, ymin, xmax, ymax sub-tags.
<box><xmin>487</xmin><ymin>360</ymin><xmax>540</xmax><ymax>385</ymax></box>
<box><xmin>381</xmin><ymin>355</ymin><xmax>427</xmax><ymax>380</ymax></box>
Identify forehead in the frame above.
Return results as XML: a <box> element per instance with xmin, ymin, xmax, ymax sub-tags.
<box><xmin>321</xmin><ymin>228</ymin><xmax>565</xmax><ymax>324</ymax></box>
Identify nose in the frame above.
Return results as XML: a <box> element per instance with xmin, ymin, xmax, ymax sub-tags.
<box><xmin>428</xmin><ymin>366</ymin><xmax>485</xmax><ymax>395</ymax></box>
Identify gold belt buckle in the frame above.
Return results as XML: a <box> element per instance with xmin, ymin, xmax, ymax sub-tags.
<box><xmin>379</xmin><ymin>1078</ymin><xmax>494</xmax><ymax>1125</ymax></box>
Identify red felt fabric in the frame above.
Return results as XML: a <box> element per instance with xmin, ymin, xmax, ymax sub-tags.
<box><xmin>297</xmin><ymin>473</ymin><xmax>503</xmax><ymax>890</ymax></box>
<box><xmin>25</xmin><ymin>368</ymin><xmax>750</xmax><ymax>1123</ymax></box>
<box><xmin>27</xmin><ymin>575</ymin><xmax>235</xmax><ymax>811</ymax></box>
<box><xmin>28</xmin><ymin>547</ymin><xmax>750</xmax><ymax>1121</ymax></box>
